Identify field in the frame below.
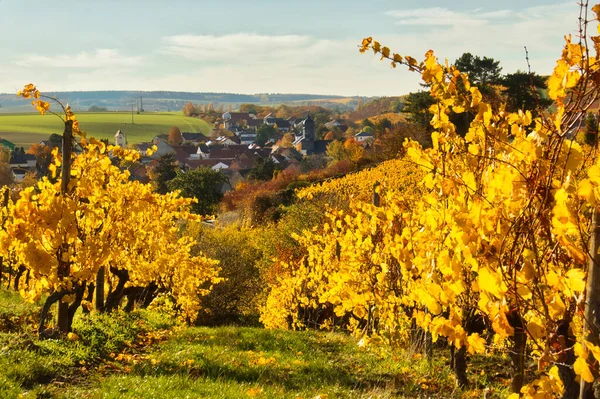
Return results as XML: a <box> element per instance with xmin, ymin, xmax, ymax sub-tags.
<box><xmin>0</xmin><ymin>289</ymin><xmax>510</xmax><ymax>399</ymax></box>
<box><xmin>0</xmin><ymin>112</ymin><xmax>213</xmax><ymax>147</ymax></box>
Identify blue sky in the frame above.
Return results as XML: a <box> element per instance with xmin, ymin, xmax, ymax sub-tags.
<box><xmin>0</xmin><ymin>0</ymin><xmax>583</xmax><ymax>96</ymax></box>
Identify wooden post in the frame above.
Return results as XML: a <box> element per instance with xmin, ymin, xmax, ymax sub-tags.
<box><xmin>580</xmin><ymin>208</ymin><xmax>600</xmax><ymax>398</ymax></box>
<box><xmin>372</xmin><ymin>181</ymin><xmax>380</xmax><ymax>207</ymax></box>
<box><xmin>95</xmin><ymin>266</ymin><xmax>105</xmax><ymax>311</ymax></box>
<box><xmin>0</xmin><ymin>188</ymin><xmax>9</xmax><ymax>287</ymax></box>
<box><xmin>57</xmin><ymin>120</ymin><xmax>73</xmax><ymax>334</ymax></box>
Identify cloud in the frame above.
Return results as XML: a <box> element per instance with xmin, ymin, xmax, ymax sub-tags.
<box><xmin>161</xmin><ymin>33</ymin><xmax>335</xmax><ymax>64</ymax></box>
<box><xmin>379</xmin><ymin>2</ymin><xmax>577</xmax><ymax>75</ymax></box>
<box><xmin>0</xmin><ymin>2</ymin><xmax>585</xmax><ymax>96</ymax></box>
<box><xmin>384</xmin><ymin>3</ymin><xmax>572</xmax><ymax>30</ymax></box>
<box><xmin>14</xmin><ymin>49</ymin><xmax>144</xmax><ymax>68</ymax></box>
<box><xmin>384</xmin><ymin>7</ymin><xmax>510</xmax><ymax>27</ymax></box>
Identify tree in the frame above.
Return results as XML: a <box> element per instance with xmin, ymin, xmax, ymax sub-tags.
<box><xmin>264</xmin><ymin>16</ymin><xmax>600</xmax><ymax>396</ymax></box>
<box><xmin>374</xmin><ymin>118</ymin><xmax>392</xmax><ymax>138</ymax></box>
<box><xmin>324</xmin><ymin>131</ymin><xmax>336</xmax><ymax>140</ymax></box>
<box><xmin>0</xmin><ymin>162</ymin><xmax>13</xmax><ymax>187</ymax></box>
<box><xmin>501</xmin><ymin>71</ymin><xmax>552</xmax><ymax>116</ymax></box>
<box><xmin>247</xmin><ymin>157</ymin><xmax>278</xmax><ymax>181</ymax></box>
<box><xmin>300</xmin><ymin>154</ymin><xmax>328</xmax><ymax>173</ymax></box>
<box><xmin>9</xmin><ymin>85</ymin><xmax>220</xmax><ymax>335</ymax></box>
<box><xmin>454</xmin><ymin>52</ymin><xmax>502</xmax><ymax>87</ymax></box>
<box><xmin>182</xmin><ymin>102</ymin><xmax>198</xmax><ymax>117</ymax></box>
<box><xmin>401</xmin><ymin>91</ymin><xmax>435</xmax><ymax>133</ymax></box>
<box><xmin>281</xmin><ymin>133</ymin><xmax>294</xmax><ymax>148</ymax></box>
<box><xmin>256</xmin><ymin>124</ymin><xmax>276</xmax><ymax>146</ymax></box>
<box><xmin>0</xmin><ymin>146</ymin><xmax>11</xmax><ymax>164</ymax></box>
<box><xmin>88</xmin><ymin>105</ymin><xmax>107</xmax><ymax>112</ymax></box>
<box><xmin>361</xmin><ymin>118</ymin><xmax>374</xmax><ymax>129</ymax></box>
<box><xmin>239</xmin><ymin>104</ymin><xmax>258</xmax><ymax>114</ymax></box>
<box><xmin>167</xmin><ymin>167</ymin><xmax>228</xmax><ymax>215</ymax></box>
<box><xmin>148</xmin><ymin>153</ymin><xmax>179</xmax><ymax>194</ymax></box>
<box><xmin>27</xmin><ymin>143</ymin><xmax>53</xmax><ymax>177</ymax></box>
<box><xmin>168</xmin><ymin>126</ymin><xmax>183</xmax><ymax>146</ymax></box>
<box><xmin>326</xmin><ymin>139</ymin><xmax>364</xmax><ymax>164</ymax></box>
<box><xmin>48</xmin><ymin>133</ymin><xmax>63</xmax><ymax>151</ymax></box>
<box><xmin>355</xmin><ymin>28</ymin><xmax>600</xmax><ymax>395</ymax></box>
<box><xmin>191</xmin><ymin>223</ymin><xmax>263</xmax><ymax>325</ymax></box>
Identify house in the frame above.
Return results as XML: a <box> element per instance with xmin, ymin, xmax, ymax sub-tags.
<box><xmin>152</xmin><ymin>134</ymin><xmax>169</xmax><ymax>143</ymax></box>
<box><xmin>0</xmin><ymin>138</ymin><xmax>15</xmax><ymax>152</ymax></box>
<box><xmin>10</xmin><ymin>148</ymin><xmax>36</xmax><ymax>181</ymax></box>
<box><xmin>12</xmin><ymin>169</ymin><xmax>28</xmax><ymax>182</ymax></box>
<box><xmin>355</xmin><ymin>131</ymin><xmax>374</xmax><ymax>143</ymax></box>
<box><xmin>181</xmin><ymin>132</ymin><xmax>207</xmax><ymax>144</ymax></box>
<box><xmin>214</xmin><ymin>136</ymin><xmax>240</xmax><ymax>146</ymax></box>
<box><xmin>184</xmin><ymin>159</ymin><xmax>230</xmax><ymax>171</ymax></box>
<box><xmin>272</xmin><ymin>146</ymin><xmax>303</xmax><ymax>162</ymax></box>
<box><xmin>274</xmin><ymin>119</ymin><xmax>291</xmax><ymax>132</ymax></box>
<box><xmin>293</xmin><ymin>116</ymin><xmax>317</xmax><ymax>155</ymax></box>
<box><xmin>129</xmin><ymin>163</ymin><xmax>149</xmax><ymax>183</ymax></box>
<box><xmin>10</xmin><ymin>150</ymin><xmax>37</xmax><ymax>169</ymax></box>
<box><xmin>222</xmin><ymin>112</ymin><xmax>252</xmax><ymax>130</ymax></box>
<box><xmin>325</xmin><ymin>120</ymin><xmax>342</xmax><ymax>129</ymax></box>
<box><xmin>245</xmin><ymin>118</ymin><xmax>263</xmax><ymax>131</ymax></box>
<box><xmin>136</xmin><ymin>141</ymin><xmax>174</xmax><ymax>160</ymax></box>
<box><xmin>325</xmin><ymin>119</ymin><xmax>348</xmax><ymax>132</ymax></box>
<box><xmin>262</xmin><ymin>114</ymin><xmax>291</xmax><ymax>132</ymax></box>
<box><xmin>238</xmin><ymin>130</ymin><xmax>257</xmax><ymax>145</ymax></box>
<box><xmin>172</xmin><ymin>145</ymin><xmax>201</xmax><ymax>164</ymax></box>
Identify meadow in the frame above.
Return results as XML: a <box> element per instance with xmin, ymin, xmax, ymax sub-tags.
<box><xmin>0</xmin><ymin>289</ymin><xmax>509</xmax><ymax>399</ymax></box>
<box><xmin>0</xmin><ymin>112</ymin><xmax>212</xmax><ymax>147</ymax></box>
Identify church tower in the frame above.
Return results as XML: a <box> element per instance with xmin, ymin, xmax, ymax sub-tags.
<box><xmin>114</xmin><ymin>130</ymin><xmax>126</xmax><ymax>147</ymax></box>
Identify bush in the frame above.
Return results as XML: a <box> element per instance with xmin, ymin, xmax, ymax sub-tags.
<box><xmin>188</xmin><ymin>223</ymin><xmax>263</xmax><ymax>326</ymax></box>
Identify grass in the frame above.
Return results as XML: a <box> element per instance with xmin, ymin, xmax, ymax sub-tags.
<box><xmin>0</xmin><ymin>288</ymin><xmax>513</xmax><ymax>399</ymax></box>
<box><xmin>0</xmin><ymin>112</ymin><xmax>213</xmax><ymax>147</ymax></box>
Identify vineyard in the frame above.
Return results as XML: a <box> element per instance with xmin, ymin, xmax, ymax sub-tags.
<box><xmin>3</xmin><ymin>3</ymin><xmax>600</xmax><ymax>399</ymax></box>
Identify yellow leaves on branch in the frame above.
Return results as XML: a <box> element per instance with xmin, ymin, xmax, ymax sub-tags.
<box><xmin>7</xmin><ymin>85</ymin><xmax>221</xmax><ymax>321</ymax></box>
<box><xmin>261</xmin><ymin>4</ymin><xmax>600</xmax><ymax>394</ymax></box>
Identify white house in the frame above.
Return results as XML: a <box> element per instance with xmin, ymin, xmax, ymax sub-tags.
<box><xmin>355</xmin><ymin>131</ymin><xmax>374</xmax><ymax>143</ymax></box>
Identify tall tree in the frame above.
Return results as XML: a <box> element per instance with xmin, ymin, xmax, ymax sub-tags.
<box><xmin>149</xmin><ymin>153</ymin><xmax>179</xmax><ymax>194</ymax></box>
<box><xmin>401</xmin><ymin>91</ymin><xmax>435</xmax><ymax>133</ymax></box>
<box><xmin>454</xmin><ymin>52</ymin><xmax>502</xmax><ymax>87</ymax></box>
<box><xmin>27</xmin><ymin>143</ymin><xmax>53</xmax><ymax>177</ymax></box>
<box><xmin>256</xmin><ymin>124</ymin><xmax>277</xmax><ymax>146</ymax></box>
<box><xmin>168</xmin><ymin>126</ymin><xmax>183</xmax><ymax>145</ymax></box>
<box><xmin>247</xmin><ymin>157</ymin><xmax>278</xmax><ymax>181</ymax></box>
<box><xmin>167</xmin><ymin>167</ymin><xmax>228</xmax><ymax>215</ymax></box>
<box><xmin>501</xmin><ymin>71</ymin><xmax>552</xmax><ymax>116</ymax></box>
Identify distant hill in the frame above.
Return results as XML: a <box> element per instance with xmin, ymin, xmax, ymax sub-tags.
<box><xmin>345</xmin><ymin>96</ymin><xmax>404</xmax><ymax>122</ymax></box>
<box><xmin>0</xmin><ymin>91</ymin><xmax>371</xmax><ymax>113</ymax></box>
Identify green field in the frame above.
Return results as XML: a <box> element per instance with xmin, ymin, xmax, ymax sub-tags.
<box><xmin>0</xmin><ymin>112</ymin><xmax>213</xmax><ymax>147</ymax></box>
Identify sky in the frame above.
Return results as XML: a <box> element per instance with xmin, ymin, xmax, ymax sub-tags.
<box><xmin>0</xmin><ymin>0</ymin><xmax>587</xmax><ymax>97</ymax></box>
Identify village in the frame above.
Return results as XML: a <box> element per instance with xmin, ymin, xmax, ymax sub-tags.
<box><xmin>5</xmin><ymin>110</ymin><xmax>377</xmax><ymax>192</ymax></box>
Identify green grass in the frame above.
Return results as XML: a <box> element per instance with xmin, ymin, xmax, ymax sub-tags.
<box><xmin>0</xmin><ymin>112</ymin><xmax>213</xmax><ymax>147</ymax></box>
<box><xmin>0</xmin><ymin>288</ymin><xmax>513</xmax><ymax>399</ymax></box>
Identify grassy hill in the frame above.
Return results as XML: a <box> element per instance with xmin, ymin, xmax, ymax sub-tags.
<box><xmin>0</xmin><ymin>112</ymin><xmax>212</xmax><ymax>147</ymax></box>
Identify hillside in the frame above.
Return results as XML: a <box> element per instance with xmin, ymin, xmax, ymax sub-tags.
<box><xmin>345</xmin><ymin>96</ymin><xmax>404</xmax><ymax>122</ymax></box>
<box><xmin>0</xmin><ymin>91</ymin><xmax>366</xmax><ymax>114</ymax></box>
<box><xmin>0</xmin><ymin>112</ymin><xmax>211</xmax><ymax>147</ymax></box>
